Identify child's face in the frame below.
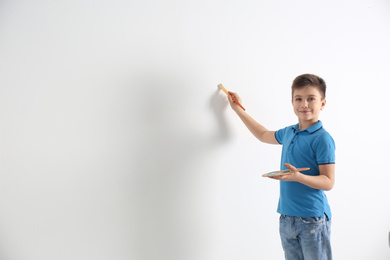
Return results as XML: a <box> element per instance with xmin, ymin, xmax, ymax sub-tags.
<box><xmin>292</xmin><ymin>86</ymin><xmax>326</xmax><ymax>127</ymax></box>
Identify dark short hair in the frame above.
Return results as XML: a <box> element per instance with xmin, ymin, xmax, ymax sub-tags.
<box><xmin>291</xmin><ymin>74</ymin><xmax>326</xmax><ymax>100</ymax></box>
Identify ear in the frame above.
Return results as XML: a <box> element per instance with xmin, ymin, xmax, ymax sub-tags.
<box><xmin>320</xmin><ymin>99</ymin><xmax>326</xmax><ymax>110</ymax></box>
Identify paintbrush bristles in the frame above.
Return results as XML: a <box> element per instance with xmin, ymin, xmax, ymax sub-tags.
<box><xmin>217</xmin><ymin>84</ymin><xmax>229</xmax><ymax>95</ymax></box>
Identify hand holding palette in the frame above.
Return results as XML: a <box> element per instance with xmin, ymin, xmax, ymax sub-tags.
<box><xmin>262</xmin><ymin>167</ymin><xmax>310</xmax><ymax>177</ymax></box>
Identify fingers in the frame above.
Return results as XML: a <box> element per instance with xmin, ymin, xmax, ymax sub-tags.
<box><xmin>269</xmin><ymin>175</ymin><xmax>288</xmax><ymax>181</ymax></box>
<box><xmin>284</xmin><ymin>163</ymin><xmax>297</xmax><ymax>171</ymax></box>
<box><xmin>228</xmin><ymin>92</ymin><xmax>242</xmax><ymax>104</ymax></box>
<box><xmin>228</xmin><ymin>91</ymin><xmax>239</xmax><ymax>100</ymax></box>
<box><xmin>226</xmin><ymin>92</ymin><xmax>235</xmax><ymax>105</ymax></box>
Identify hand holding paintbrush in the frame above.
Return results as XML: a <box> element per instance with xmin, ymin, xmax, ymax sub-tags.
<box><xmin>217</xmin><ymin>84</ymin><xmax>246</xmax><ymax>111</ymax></box>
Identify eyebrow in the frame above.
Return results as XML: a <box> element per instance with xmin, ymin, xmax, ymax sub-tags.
<box><xmin>294</xmin><ymin>94</ymin><xmax>318</xmax><ymax>98</ymax></box>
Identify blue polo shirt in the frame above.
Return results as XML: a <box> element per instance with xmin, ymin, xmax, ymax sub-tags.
<box><xmin>275</xmin><ymin>121</ymin><xmax>335</xmax><ymax>219</ymax></box>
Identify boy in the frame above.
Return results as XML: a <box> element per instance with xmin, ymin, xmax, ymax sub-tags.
<box><xmin>227</xmin><ymin>74</ymin><xmax>335</xmax><ymax>260</ymax></box>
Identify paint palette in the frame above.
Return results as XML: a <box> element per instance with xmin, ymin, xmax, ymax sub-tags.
<box><xmin>262</xmin><ymin>167</ymin><xmax>310</xmax><ymax>177</ymax></box>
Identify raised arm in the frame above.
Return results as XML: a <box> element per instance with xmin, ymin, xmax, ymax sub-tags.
<box><xmin>228</xmin><ymin>92</ymin><xmax>279</xmax><ymax>145</ymax></box>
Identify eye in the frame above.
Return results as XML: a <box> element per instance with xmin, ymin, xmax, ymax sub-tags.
<box><xmin>308</xmin><ymin>97</ymin><xmax>315</xmax><ymax>101</ymax></box>
<box><xmin>295</xmin><ymin>98</ymin><xmax>302</xmax><ymax>101</ymax></box>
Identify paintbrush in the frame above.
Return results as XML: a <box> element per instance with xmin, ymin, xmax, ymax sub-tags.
<box><xmin>217</xmin><ymin>83</ymin><xmax>246</xmax><ymax>111</ymax></box>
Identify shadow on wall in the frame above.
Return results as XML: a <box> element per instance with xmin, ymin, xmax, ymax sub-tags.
<box><xmin>128</xmin><ymin>69</ymin><xmax>231</xmax><ymax>260</ymax></box>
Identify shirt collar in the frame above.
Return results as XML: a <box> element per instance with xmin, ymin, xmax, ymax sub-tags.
<box><xmin>292</xmin><ymin>120</ymin><xmax>323</xmax><ymax>134</ymax></box>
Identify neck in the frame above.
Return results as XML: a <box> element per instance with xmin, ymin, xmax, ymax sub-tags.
<box><xmin>298</xmin><ymin>120</ymin><xmax>319</xmax><ymax>130</ymax></box>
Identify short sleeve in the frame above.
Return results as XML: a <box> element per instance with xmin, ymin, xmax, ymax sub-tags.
<box><xmin>315</xmin><ymin>133</ymin><xmax>336</xmax><ymax>165</ymax></box>
<box><xmin>275</xmin><ymin>126</ymin><xmax>288</xmax><ymax>145</ymax></box>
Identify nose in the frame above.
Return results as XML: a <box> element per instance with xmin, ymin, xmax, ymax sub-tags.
<box><xmin>302</xmin><ymin>100</ymin><xmax>309</xmax><ymax>108</ymax></box>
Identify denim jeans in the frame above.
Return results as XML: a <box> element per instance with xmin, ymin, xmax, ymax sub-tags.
<box><xmin>279</xmin><ymin>215</ymin><xmax>332</xmax><ymax>260</ymax></box>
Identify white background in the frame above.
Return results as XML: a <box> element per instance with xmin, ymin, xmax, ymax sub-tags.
<box><xmin>1</xmin><ymin>0</ymin><xmax>390</xmax><ymax>259</ymax></box>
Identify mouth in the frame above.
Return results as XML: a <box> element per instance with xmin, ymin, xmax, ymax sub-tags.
<box><xmin>299</xmin><ymin>111</ymin><xmax>311</xmax><ymax>114</ymax></box>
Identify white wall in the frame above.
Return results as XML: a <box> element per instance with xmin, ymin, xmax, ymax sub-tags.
<box><xmin>1</xmin><ymin>0</ymin><xmax>390</xmax><ymax>259</ymax></box>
